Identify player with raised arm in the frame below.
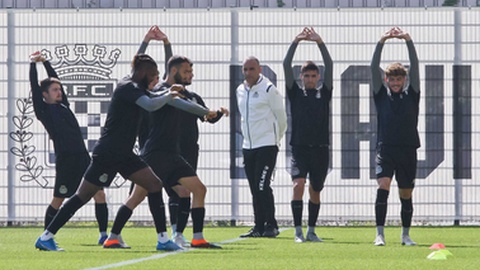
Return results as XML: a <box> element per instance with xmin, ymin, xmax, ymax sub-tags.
<box><xmin>283</xmin><ymin>27</ymin><xmax>333</xmax><ymax>243</ymax></box>
<box><xmin>29</xmin><ymin>52</ymin><xmax>109</xmax><ymax>245</ymax></box>
<box><xmin>103</xmin><ymin>26</ymin><xmax>225</xmax><ymax>249</ymax></box>
<box><xmin>35</xmin><ymin>53</ymin><xmax>183</xmax><ymax>251</ymax></box>
<box><xmin>370</xmin><ymin>27</ymin><xmax>420</xmax><ymax>246</ymax></box>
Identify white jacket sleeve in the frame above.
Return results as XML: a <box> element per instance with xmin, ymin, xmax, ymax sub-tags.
<box><xmin>267</xmin><ymin>84</ymin><xmax>287</xmax><ymax>142</ymax></box>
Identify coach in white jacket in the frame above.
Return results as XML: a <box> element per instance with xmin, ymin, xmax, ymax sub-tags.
<box><xmin>236</xmin><ymin>56</ymin><xmax>287</xmax><ymax>238</ymax></box>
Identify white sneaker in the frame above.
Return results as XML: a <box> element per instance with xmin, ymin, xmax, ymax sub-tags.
<box><xmin>401</xmin><ymin>235</ymin><xmax>417</xmax><ymax>246</ymax></box>
<box><xmin>294</xmin><ymin>233</ymin><xmax>306</xmax><ymax>243</ymax></box>
<box><xmin>173</xmin><ymin>234</ymin><xmax>190</xmax><ymax>247</ymax></box>
<box><xmin>306</xmin><ymin>232</ymin><xmax>323</xmax><ymax>242</ymax></box>
<box><xmin>118</xmin><ymin>235</ymin><xmax>131</xmax><ymax>249</ymax></box>
<box><xmin>374</xmin><ymin>234</ymin><xmax>386</xmax><ymax>246</ymax></box>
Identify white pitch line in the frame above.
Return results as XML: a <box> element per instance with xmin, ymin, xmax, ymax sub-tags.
<box><xmin>84</xmin><ymin>228</ymin><xmax>290</xmax><ymax>270</ymax></box>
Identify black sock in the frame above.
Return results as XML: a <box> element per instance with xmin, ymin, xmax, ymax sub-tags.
<box><xmin>147</xmin><ymin>191</ymin><xmax>166</xmax><ymax>234</ymax></box>
<box><xmin>308</xmin><ymin>201</ymin><xmax>320</xmax><ymax>227</ymax></box>
<box><xmin>176</xmin><ymin>197</ymin><xmax>191</xmax><ymax>233</ymax></box>
<box><xmin>47</xmin><ymin>195</ymin><xmax>86</xmax><ymax>234</ymax></box>
<box><xmin>291</xmin><ymin>200</ymin><xmax>303</xmax><ymax>227</ymax></box>
<box><xmin>111</xmin><ymin>205</ymin><xmax>132</xmax><ymax>235</ymax></box>
<box><xmin>375</xmin><ymin>189</ymin><xmax>390</xmax><ymax>226</ymax></box>
<box><xmin>400</xmin><ymin>198</ymin><xmax>413</xmax><ymax>228</ymax></box>
<box><xmin>168</xmin><ymin>197</ymin><xmax>179</xmax><ymax>227</ymax></box>
<box><xmin>191</xmin><ymin>207</ymin><xmax>205</xmax><ymax>234</ymax></box>
<box><xmin>95</xmin><ymin>203</ymin><xmax>108</xmax><ymax>233</ymax></box>
<box><xmin>44</xmin><ymin>205</ymin><xmax>58</xmax><ymax>230</ymax></box>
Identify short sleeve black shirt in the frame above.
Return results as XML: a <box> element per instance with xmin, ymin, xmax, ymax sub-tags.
<box><xmin>287</xmin><ymin>82</ymin><xmax>332</xmax><ymax>146</ymax></box>
<box><xmin>93</xmin><ymin>78</ymin><xmax>147</xmax><ymax>155</ymax></box>
<box><xmin>374</xmin><ymin>85</ymin><xmax>420</xmax><ymax>148</ymax></box>
<box><xmin>141</xmin><ymin>82</ymin><xmax>182</xmax><ymax>156</ymax></box>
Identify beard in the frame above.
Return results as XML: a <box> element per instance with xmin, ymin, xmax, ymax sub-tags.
<box><xmin>174</xmin><ymin>73</ymin><xmax>191</xmax><ymax>86</ymax></box>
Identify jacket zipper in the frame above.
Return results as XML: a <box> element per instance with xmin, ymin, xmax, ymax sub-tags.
<box><xmin>246</xmin><ymin>89</ymin><xmax>252</xmax><ymax>149</ymax></box>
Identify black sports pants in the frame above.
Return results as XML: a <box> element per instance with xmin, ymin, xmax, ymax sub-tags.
<box><xmin>243</xmin><ymin>145</ymin><xmax>278</xmax><ymax>231</ymax></box>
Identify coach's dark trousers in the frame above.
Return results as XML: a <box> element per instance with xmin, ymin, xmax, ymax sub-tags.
<box><xmin>243</xmin><ymin>145</ymin><xmax>279</xmax><ymax>232</ymax></box>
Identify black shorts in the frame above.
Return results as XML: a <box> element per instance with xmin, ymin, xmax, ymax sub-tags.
<box><xmin>375</xmin><ymin>145</ymin><xmax>417</xmax><ymax>189</ymax></box>
<box><xmin>84</xmin><ymin>151</ymin><xmax>148</xmax><ymax>187</ymax></box>
<box><xmin>290</xmin><ymin>145</ymin><xmax>329</xmax><ymax>192</ymax></box>
<box><xmin>54</xmin><ymin>152</ymin><xmax>90</xmax><ymax>197</ymax></box>
<box><xmin>181</xmin><ymin>145</ymin><xmax>199</xmax><ymax>172</ymax></box>
<box><xmin>142</xmin><ymin>151</ymin><xmax>196</xmax><ymax>190</ymax></box>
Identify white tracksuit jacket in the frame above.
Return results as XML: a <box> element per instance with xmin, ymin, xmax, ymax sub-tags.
<box><xmin>236</xmin><ymin>75</ymin><xmax>288</xmax><ymax>149</ymax></box>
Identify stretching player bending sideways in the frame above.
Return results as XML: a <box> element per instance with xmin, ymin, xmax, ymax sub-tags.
<box><xmin>35</xmin><ymin>53</ymin><xmax>181</xmax><ymax>251</ymax></box>
<box><xmin>30</xmin><ymin>52</ymin><xmax>109</xmax><ymax>245</ymax></box>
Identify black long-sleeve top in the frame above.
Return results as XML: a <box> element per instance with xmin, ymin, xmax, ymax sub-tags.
<box><xmin>178</xmin><ymin>89</ymin><xmax>224</xmax><ymax>152</ymax></box>
<box><xmin>283</xmin><ymin>41</ymin><xmax>333</xmax><ymax>147</ymax></box>
<box><xmin>370</xmin><ymin>40</ymin><xmax>421</xmax><ymax>148</ymax></box>
<box><xmin>29</xmin><ymin>61</ymin><xmax>87</xmax><ymax>155</ymax></box>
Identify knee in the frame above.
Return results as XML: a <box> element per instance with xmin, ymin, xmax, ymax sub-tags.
<box><xmin>198</xmin><ymin>183</ymin><xmax>207</xmax><ymax>197</ymax></box>
<box><xmin>125</xmin><ymin>194</ymin><xmax>146</xmax><ymax>209</ymax></box>
<box><xmin>175</xmin><ymin>186</ymin><xmax>191</xmax><ymax>198</ymax></box>
<box><xmin>50</xmin><ymin>197</ymin><xmax>64</xmax><ymax>209</ymax></box>
<box><xmin>93</xmin><ymin>190</ymin><xmax>106</xmax><ymax>202</ymax></box>
<box><xmin>377</xmin><ymin>178</ymin><xmax>392</xmax><ymax>191</ymax></box>
<box><xmin>399</xmin><ymin>189</ymin><xmax>413</xmax><ymax>200</ymax></box>
<box><xmin>292</xmin><ymin>179</ymin><xmax>305</xmax><ymax>190</ymax></box>
<box><xmin>146</xmin><ymin>180</ymin><xmax>163</xmax><ymax>193</ymax></box>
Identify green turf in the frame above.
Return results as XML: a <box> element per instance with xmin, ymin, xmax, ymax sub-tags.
<box><xmin>0</xmin><ymin>226</ymin><xmax>478</xmax><ymax>270</ymax></box>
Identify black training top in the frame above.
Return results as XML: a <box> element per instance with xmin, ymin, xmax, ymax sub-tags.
<box><xmin>371</xmin><ymin>40</ymin><xmax>421</xmax><ymax>148</ymax></box>
<box><xmin>92</xmin><ymin>77</ymin><xmax>147</xmax><ymax>155</ymax></box>
<box><xmin>283</xmin><ymin>41</ymin><xmax>333</xmax><ymax>147</ymax></box>
<box><xmin>287</xmin><ymin>83</ymin><xmax>332</xmax><ymax>146</ymax></box>
<box><xmin>140</xmin><ymin>82</ymin><xmax>182</xmax><ymax>156</ymax></box>
<box><xmin>30</xmin><ymin>61</ymin><xmax>87</xmax><ymax>155</ymax></box>
<box><xmin>374</xmin><ymin>85</ymin><xmax>420</xmax><ymax>148</ymax></box>
<box><xmin>178</xmin><ymin>89</ymin><xmax>223</xmax><ymax>152</ymax></box>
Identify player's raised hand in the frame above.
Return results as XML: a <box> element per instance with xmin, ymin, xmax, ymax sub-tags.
<box><xmin>144</xmin><ymin>25</ymin><xmax>161</xmax><ymax>43</ymax></box>
<box><xmin>154</xmin><ymin>27</ymin><xmax>169</xmax><ymax>44</ymax></box>
<box><xmin>380</xmin><ymin>27</ymin><xmax>396</xmax><ymax>43</ymax></box>
<box><xmin>294</xmin><ymin>27</ymin><xmax>309</xmax><ymax>43</ymax></box>
<box><xmin>391</xmin><ymin>27</ymin><xmax>411</xmax><ymax>41</ymax></box>
<box><xmin>30</xmin><ymin>51</ymin><xmax>45</xmax><ymax>62</ymax></box>
<box><xmin>305</xmin><ymin>27</ymin><xmax>323</xmax><ymax>43</ymax></box>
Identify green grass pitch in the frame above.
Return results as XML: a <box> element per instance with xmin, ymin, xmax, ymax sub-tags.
<box><xmin>0</xmin><ymin>226</ymin><xmax>478</xmax><ymax>270</ymax></box>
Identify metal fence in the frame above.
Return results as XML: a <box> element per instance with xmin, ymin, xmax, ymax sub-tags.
<box><xmin>1</xmin><ymin>7</ymin><xmax>479</xmax><ymax>225</ymax></box>
<box><xmin>1</xmin><ymin>0</ymin><xmax>480</xmax><ymax>9</ymax></box>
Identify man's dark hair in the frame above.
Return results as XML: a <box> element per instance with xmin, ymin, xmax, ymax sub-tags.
<box><xmin>300</xmin><ymin>61</ymin><xmax>319</xmax><ymax>74</ymax></box>
<box><xmin>167</xmin><ymin>55</ymin><xmax>193</xmax><ymax>72</ymax></box>
<box><xmin>131</xmin><ymin>53</ymin><xmax>159</xmax><ymax>89</ymax></box>
<box><xmin>40</xmin><ymin>77</ymin><xmax>62</xmax><ymax>93</ymax></box>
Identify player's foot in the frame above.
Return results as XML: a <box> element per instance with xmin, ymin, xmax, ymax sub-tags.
<box><xmin>374</xmin><ymin>234</ymin><xmax>386</xmax><ymax>246</ymax></box>
<box><xmin>35</xmin><ymin>237</ymin><xmax>64</xmax><ymax>251</ymax></box>
<box><xmin>262</xmin><ymin>226</ymin><xmax>279</xmax><ymax>238</ymax></box>
<box><xmin>191</xmin><ymin>239</ymin><xmax>222</xmax><ymax>249</ymax></box>
<box><xmin>173</xmin><ymin>234</ymin><xmax>190</xmax><ymax>247</ymax></box>
<box><xmin>98</xmin><ymin>235</ymin><xmax>108</xmax><ymax>245</ymax></box>
<box><xmin>117</xmin><ymin>235</ymin><xmax>130</xmax><ymax>249</ymax></box>
<box><xmin>240</xmin><ymin>227</ymin><xmax>262</xmax><ymax>238</ymax></box>
<box><xmin>103</xmin><ymin>238</ymin><xmax>131</xmax><ymax>249</ymax></box>
<box><xmin>294</xmin><ymin>233</ymin><xmax>306</xmax><ymax>243</ymax></box>
<box><xmin>401</xmin><ymin>235</ymin><xmax>417</xmax><ymax>246</ymax></box>
<box><xmin>156</xmin><ymin>240</ymin><xmax>183</xmax><ymax>251</ymax></box>
<box><xmin>306</xmin><ymin>232</ymin><xmax>323</xmax><ymax>242</ymax></box>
